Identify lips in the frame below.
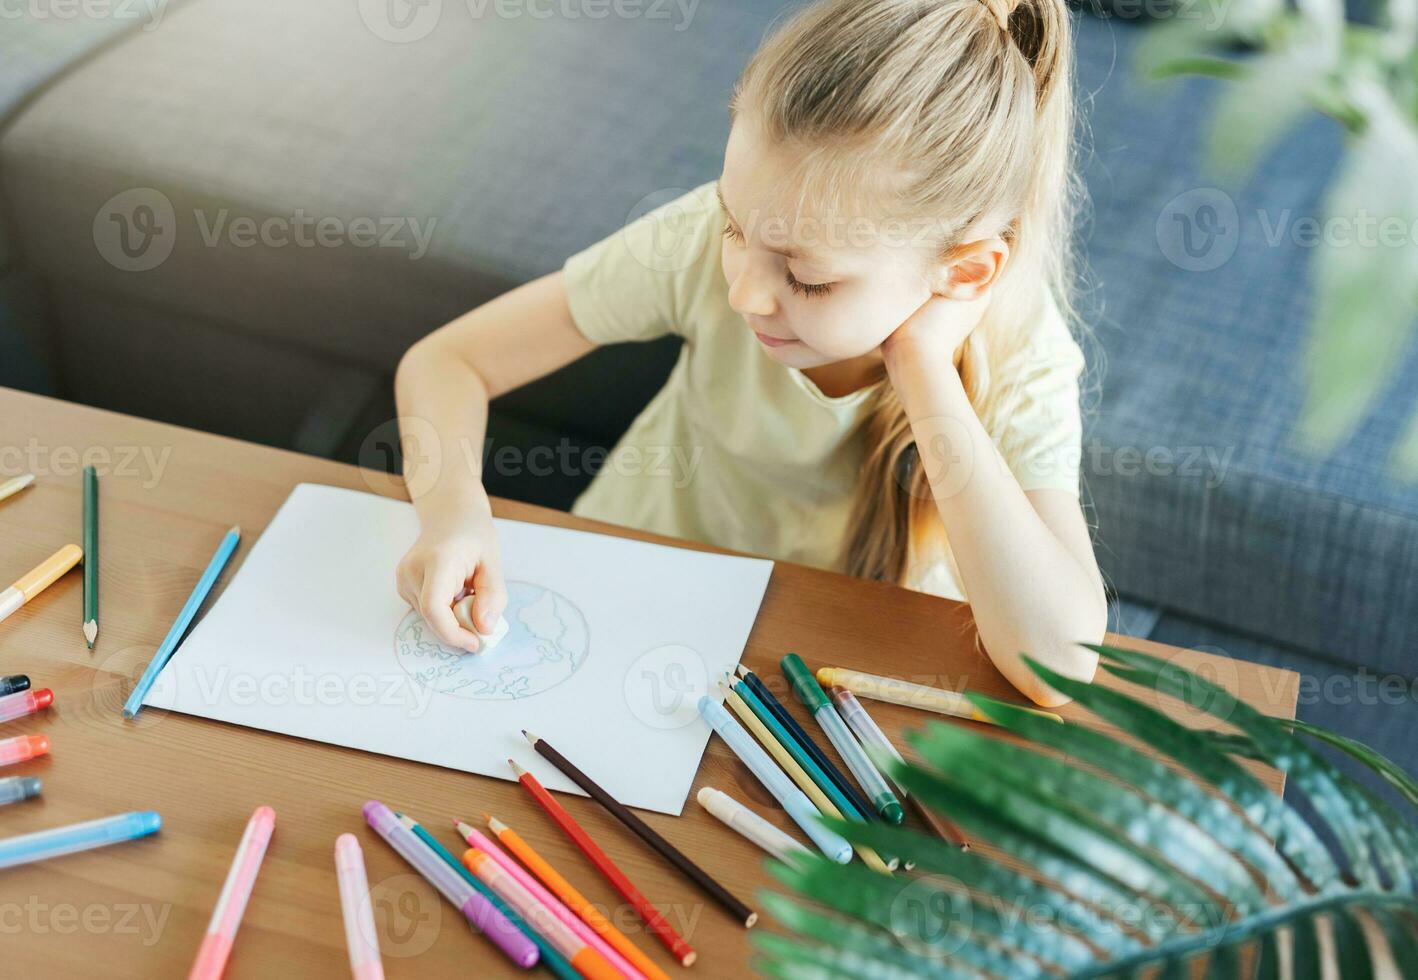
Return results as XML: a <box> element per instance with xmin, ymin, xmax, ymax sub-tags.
<box><xmin>754</xmin><ymin>332</ymin><xmax>797</xmax><ymax>348</ymax></box>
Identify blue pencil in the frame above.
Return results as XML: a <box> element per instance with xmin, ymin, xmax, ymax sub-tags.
<box><xmin>123</xmin><ymin>525</ymin><xmax>241</xmax><ymax>718</ymax></box>
<box><xmin>735</xmin><ymin>665</ymin><xmax>877</xmax><ymax>821</ymax></box>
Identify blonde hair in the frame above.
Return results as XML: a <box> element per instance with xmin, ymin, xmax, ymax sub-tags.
<box><xmin>730</xmin><ymin>0</ymin><xmax>1080</xmax><ymax>585</ymax></box>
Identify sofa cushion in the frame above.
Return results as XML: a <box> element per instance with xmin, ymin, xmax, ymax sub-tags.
<box><xmin>1073</xmin><ymin>20</ymin><xmax>1418</xmax><ymax>675</ymax></box>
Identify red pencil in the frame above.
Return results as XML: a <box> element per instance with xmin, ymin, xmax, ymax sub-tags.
<box><xmin>508</xmin><ymin>759</ymin><xmax>697</xmax><ymax>967</ymax></box>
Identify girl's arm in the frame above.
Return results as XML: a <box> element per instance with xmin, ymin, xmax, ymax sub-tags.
<box><xmin>884</xmin><ymin>324</ymin><xmax>1107</xmax><ymax>708</ymax></box>
<box><xmin>393</xmin><ymin>271</ymin><xmax>596</xmax><ymax>650</ymax></box>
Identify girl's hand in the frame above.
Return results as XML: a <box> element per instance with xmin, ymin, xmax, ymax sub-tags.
<box><xmin>880</xmin><ymin>292</ymin><xmax>989</xmax><ymax>374</ymax></box>
<box><xmin>395</xmin><ymin>511</ymin><xmax>508</xmax><ymax>653</ymax></box>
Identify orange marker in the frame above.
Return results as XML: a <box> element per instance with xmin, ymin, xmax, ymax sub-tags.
<box><xmin>461</xmin><ymin>848</ymin><xmax>620</xmax><ymax>980</ymax></box>
<box><xmin>485</xmin><ymin>815</ymin><xmax>668</xmax><ymax>980</ymax></box>
<box><xmin>0</xmin><ymin>545</ymin><xmax>83</xmax><ymax>624</ymax></box>
<box><xmin>0</xmin><ymin>734</ymin><xmax>50</xmax><ymax>767</ymax></box>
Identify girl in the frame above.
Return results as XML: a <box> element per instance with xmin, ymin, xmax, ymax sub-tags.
<box><xmin>394</xmin><ymin>0</ymin><xmax>1106</xmax><ymax>707</ymax></box>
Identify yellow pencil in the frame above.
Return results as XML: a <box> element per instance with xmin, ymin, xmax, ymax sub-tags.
<box><xmin>816</xmin><ymin>666</ymin><xmax>1063</xmax><ymax>725</ymax></box>
<box><xmin>0</xmin><ymin>474</ymin><xmax>34</xmax><ymax>504</ymax></box>
<box><xmin>0</xmin><ymin>544</ymin><xmax>83</xmax><ymax>625</ymax></box>
<box><xmin>720</xmin><ymin>683</ymin><xmax>893</xmax><ymax>875</ymax></box>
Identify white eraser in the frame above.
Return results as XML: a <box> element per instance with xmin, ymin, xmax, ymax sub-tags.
<box><xmin>476</xmin><ymin>614</ymin><xmax>510</xmax><ymax>652</ymax></box>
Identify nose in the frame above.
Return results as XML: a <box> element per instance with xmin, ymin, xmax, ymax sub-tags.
<box><xmin>726</xmin><ymin>254</ymin><xmax>778</xmax><ymax>318</ymax></box>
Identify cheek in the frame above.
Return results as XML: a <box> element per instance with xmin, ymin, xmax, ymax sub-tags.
<box><xmin>793</xmin><ymin>291</ymin><xmax>915</xmax><ymax>358</ymax></box>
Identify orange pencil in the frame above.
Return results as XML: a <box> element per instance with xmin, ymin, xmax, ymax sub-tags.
<box><xmin>486</xmin><ymin>814</ymin><xmax>669</xmax><ymax>980</ymax></box>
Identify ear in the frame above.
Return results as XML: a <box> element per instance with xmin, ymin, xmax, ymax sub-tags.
<box><xmin>930</xmin><ymin>237</ymin><xmax>1010</xmax><ymax>301</ymax></box>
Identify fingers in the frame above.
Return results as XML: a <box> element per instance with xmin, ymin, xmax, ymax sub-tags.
<box><xmin>470</xmin><ymin>559</ymin><xmax>508</xmax><ymax>635</ymax></box>
<box><xmin>419</xmin><ymin>562</ymin><xmax>482</xmax><ymax>653</ymax></box>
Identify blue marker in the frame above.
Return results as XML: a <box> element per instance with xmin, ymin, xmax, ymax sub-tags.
<box><xmin>697</xmin><ymin>696</ymin><xmax>851</xmax><ymax>863</ymax></box>
<box><xmin>0</xmin><ymin>811</ymin><xmax>161</xmax><ymax>869</ymax></box>
<box><xmin>124</xmin><ymin>525</ymin><xmax>241</xmax><ymax>718</ymax></box>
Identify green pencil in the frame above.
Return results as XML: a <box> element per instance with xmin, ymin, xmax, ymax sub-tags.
<box><xmin>82</xmin><ymin>466</ymin><xmax>98</xmax><ymax>648</ymax></box>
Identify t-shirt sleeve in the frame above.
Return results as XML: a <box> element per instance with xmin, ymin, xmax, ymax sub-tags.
<box><xmin>988</xmin><ymin>298</ymin><xmax>1087</xmax><ymax>495</ymax></box>
<box><xmin>562</xmin><ymin>182</ymin><xmax>722</xmax><ymax>345</ymax></box>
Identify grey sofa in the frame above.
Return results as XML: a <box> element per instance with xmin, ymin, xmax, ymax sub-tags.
<box><xmin>3</xmin><ymin>2</ymin><xmax>1414</xmax><ymax>792</ymax></box>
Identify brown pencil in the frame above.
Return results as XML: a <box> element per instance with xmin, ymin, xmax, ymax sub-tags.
<box><xmin>522</xmin><ymin>730</ymin><xmax>758</xmax><ymax>928</ymax></box>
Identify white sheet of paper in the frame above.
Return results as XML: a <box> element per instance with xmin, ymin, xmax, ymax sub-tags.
<box><xmin>145</xmin><ymin>483</ymin><xmax>774</xmax><ymax>815</ymax></box>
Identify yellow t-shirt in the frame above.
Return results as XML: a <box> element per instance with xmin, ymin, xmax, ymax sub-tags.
<box><xmin>563</xmin><ymin>182</ymin><xmax>1084</xmax><ymax>601</ymax></box>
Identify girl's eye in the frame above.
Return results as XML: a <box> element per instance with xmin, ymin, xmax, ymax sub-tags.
<box><xmin>785</xmin><ymin>270</ymin><xmax>833</xmax><ymax>298</ymax></box>
<box><xmin>722</xmin><ymin>221</ymin><xmax>744</xmax><ymax>243</ymax></box>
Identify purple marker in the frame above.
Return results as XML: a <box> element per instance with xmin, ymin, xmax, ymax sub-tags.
<box><xmin>362</xmin><ymin>800</ymin><xmax>538</xmax><ymax>969</ymax></box>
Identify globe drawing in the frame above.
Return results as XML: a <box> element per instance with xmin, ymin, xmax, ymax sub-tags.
<box><xmin>394</xmin><ymin>580</ymin><xmax>590</xmax><ymax>700</ymax></box>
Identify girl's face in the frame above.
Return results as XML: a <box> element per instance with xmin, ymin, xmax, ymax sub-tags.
<box><xmin>718</xmin><ymin>117</ymin><xmax>938</xmax><ymax>372</ymax></box>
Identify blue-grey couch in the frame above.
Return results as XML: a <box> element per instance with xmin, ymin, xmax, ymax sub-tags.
<box><xmin>2</xmin><ymin>2</ymin><xmax>1414</xmax><ymax>799</ymax></box>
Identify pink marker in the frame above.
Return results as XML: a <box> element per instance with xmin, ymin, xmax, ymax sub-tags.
<box><xmin>456</xmin><ymin>821</ymin><xmax>644</xmax><ymax>980</ymax></box>
<box><xmin>336</xmin><ymin>834</ymin><xmax>385</xmax><ymax>980</ymax></box>
<box><xmin>0</xmin><ymin>688</ymin><xmax>53</xmax><ymax>724</ymax></box>
<box><xmin>188</xmin><ymin>806</ymin><xmax>275</xmax><ymax>980</ymax></box>
<box><xmin>0</xmin><ymin>734</ymin><xmax>49</xmax><ymax>767</ymax></box>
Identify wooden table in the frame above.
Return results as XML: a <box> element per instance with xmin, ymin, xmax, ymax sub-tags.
<box><xmin>0</xmin><ymin>387</ymin><xmax>1298</xmax><ymax>978</ymax></box>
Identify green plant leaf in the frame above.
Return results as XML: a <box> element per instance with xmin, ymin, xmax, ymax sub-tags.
<box><xmin>1023</xmin><ymin>655</ymin><xmax>1340</xmax><ymax>888</ymax></box>
<box><xmin>1298</xmin><ymin>81</ymin><xmax>1418</xmax><ymax>455</ymax></box>
<box><xmin>1284</xmin><ymin>718</ymin><xmax>1418</xmax><ymax>811</ymax></box>
<box><xmin>1093</xmin><ymin>645</ymin><xmax>1408</xmax><ymax>890</ymax></box>
<box><xmin>1331</xmin><ymin>908</ymin><xmax>1376</xmax><ymax>977</ymax></box>
<box><xmin>911</xmin><ymin>721</ymin><xmax>1267</xmax><ymax>913</ymax></box>
<box><xmin>967</xmin><ymin>692</ymin><xmax>1302</xmax><ymax>901</ymax></box>
<box><xmin>1204</xmin><ymin>47</ymin><xmax>1318</xmax><ymax>182</ymax></box>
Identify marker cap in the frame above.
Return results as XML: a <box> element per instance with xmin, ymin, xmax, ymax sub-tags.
<box><xmin>18</xmin><ymin>777</ymin><xmax>41</xmax><ymax>800</ymax></box>
<box><xmin>31</xmin><ymin>689</ymin><xmax>53</xmax><ymax>710</ymax></box>
<box><xmin>22</xmin><ymin>735</ymin><xmax>49</xmax><ymax>759</ymax></box>
<box><xmin>781</xmin><ymin>653</ymin><xmax>828</xmax><ymax>712</ymax></box>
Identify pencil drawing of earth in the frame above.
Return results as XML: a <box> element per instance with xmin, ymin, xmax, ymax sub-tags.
<box><xmin>394</xmin><ymin>581</ymin><xmax>590</xmax><ymax>700</ymax></box>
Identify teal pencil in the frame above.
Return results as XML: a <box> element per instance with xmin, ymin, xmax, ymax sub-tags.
<box><xmin>731</xmin><ymin>676</ymin><xmax>866</xmax><ymax>822</ymax></box>
<box><xmin>398</xmin><ymin>814</ymin><xmax>578</xmax><ymax>980</ymax></box>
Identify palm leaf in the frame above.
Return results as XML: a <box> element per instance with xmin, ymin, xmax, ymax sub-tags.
<box><xmin>760</xmin><ymin>652</ymin><xmax>1418</xmax><ymax>978</ymax></box>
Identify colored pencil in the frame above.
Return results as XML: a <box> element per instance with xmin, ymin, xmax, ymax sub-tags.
<box><xmin>696</xmin><ymin>696</ymin><xmax>852</xmax><ymax>864</ymax></box>
<box><xmin>83</xmin><ymin>465</ymin><xmax>98</xmax><ymax>647</ymax></box>
<box><xmin>485</xmin><ymin>815</ymin><xmax>668</xmax><ymax>980</ymax></box>
<box><xmin>816</xmin><ymin>666</ymin><xmax>1063</xmax><ymax>724</ymax></box>
<box><xmin>335</xmin><ymin>834</ymin><xmax>384</xmax><ymax>980</ymax></box>
<box><xmin>0</xmin><ymin>544</ymin><xmax>83</xmax><ymax>626</ymax></box>
<box><xmin>189</xmin><ymin>805</ymin><xmax>275</xmax><ymax>980</ymax></box>
<box><xmin>456</xmin><ymin>821</ymin><xmax>640</xmax><ymax>980</ymax></box>
<box><xmin>0</xmin><ymin>775</ymin><xmax>41</xmax><ymax>806</ymax></box>
<box><xmin>0</xmin><ymin>473</ymin><xmax>34</xmax><ymax>504</ymax></box>
<box><xmin>365</xmin><ymin>802</ymin><xmax>538</xmax><ymax>969</ymax></box>
<box><xmin>735</xmin><ymin>665</ymin><xmax>876</xmax><ymax>821</ymax></box>
<box><xmin>509</xmin><ymin>758</ymin><xmax>697</xmax><ymax>966</ymax></box>
<box><xmin>395</xmin><ymin>814</ymin><xmax>576</xmax><ymax>980</ymax></box>
<box><xmin>123</xmin><ymin>526</ymin><xmax>240</xmax><ymax>718</ymax></box>
<box><xmin>0</xmin><ymin>810</ymin><xmax>160</xmax><ymax>869</ymax></box>
<box><xmin>720</xmin><ymin>683</ymin><xmax>893</xmax><ymax>874</ymax></box>
<box><xmin>730</xmin><ymin>674</ymin><xmax>864</xmax><ymax>822</ymax></box>
<box><xmin>782</xmin><ymin>655</ymin><xmax>903</xmax><ymax>824</ymax></box>
<box><xmin>522</xmin><ymin>730</ymin><xmax>757</xmax><ymax>929</ymax></box>
<box><xmin>695</xmin><ymin>787</ymin><xmax>807</xmax><ymax>863</ymax></box>
<box><xmin>462</xmin><ymin>846</ymin><xmax>621</xmax><ymax>980</ymax></box>
<box><xmin>829</xmin><ymin>685</ymin><xmax>969</xmax><ymax>850</ymax></box>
